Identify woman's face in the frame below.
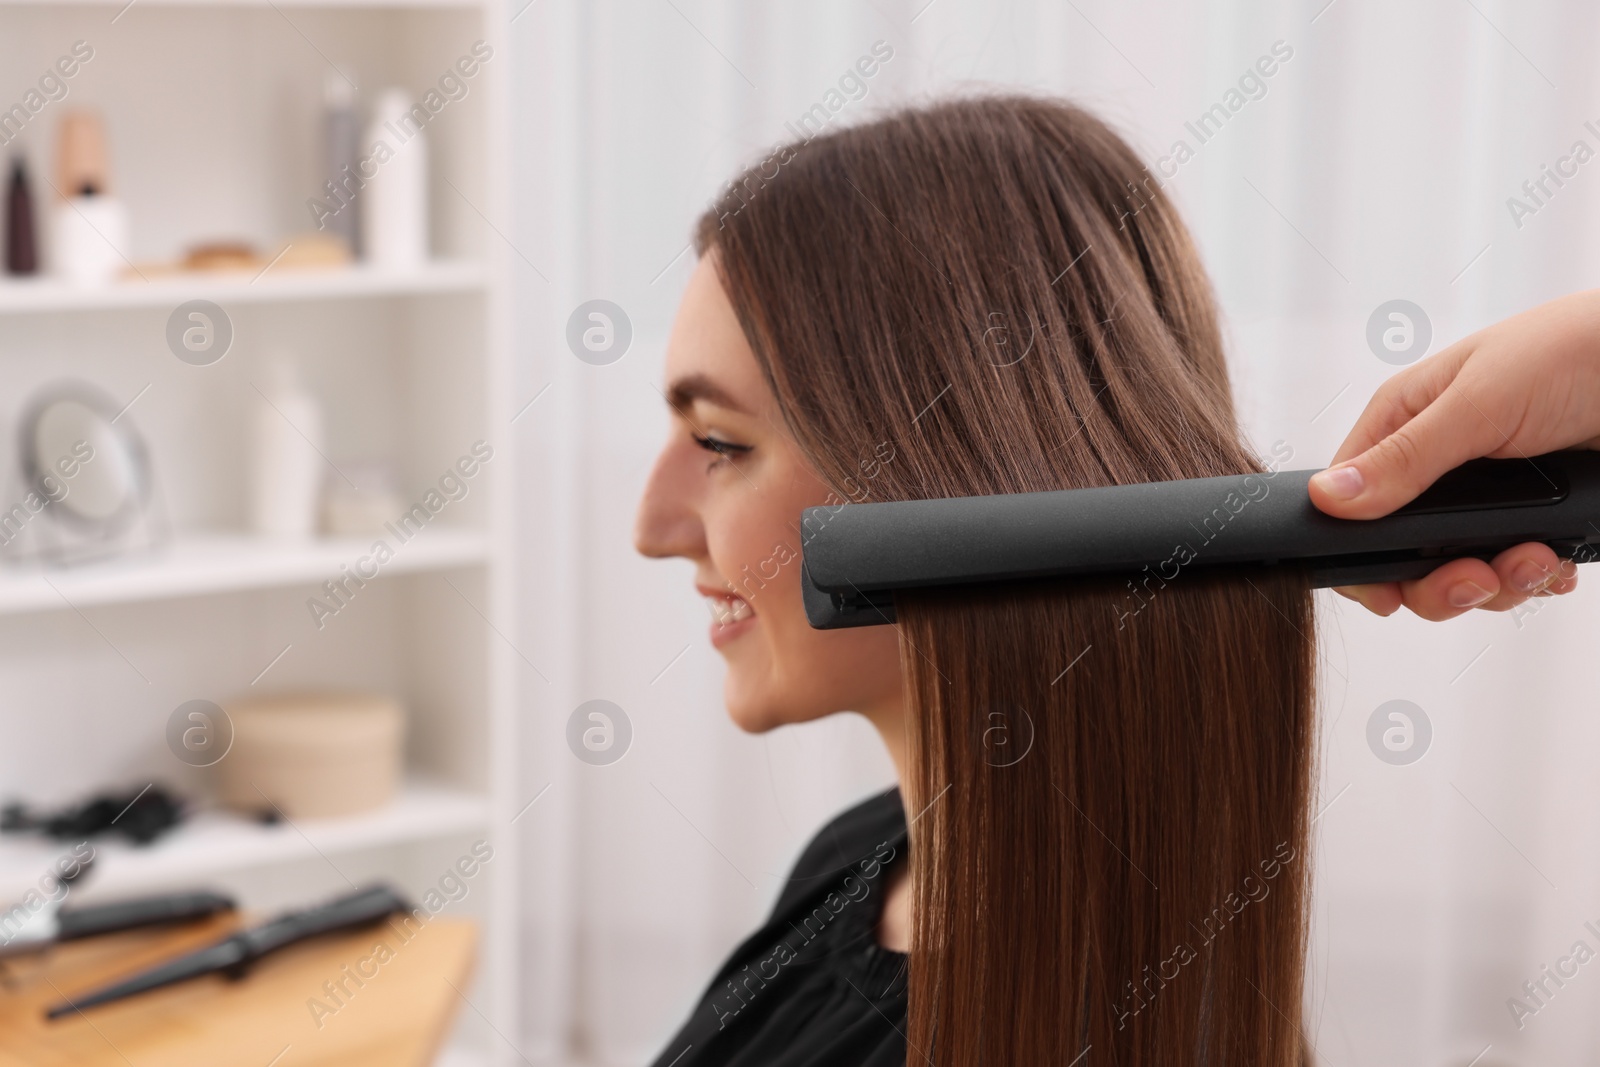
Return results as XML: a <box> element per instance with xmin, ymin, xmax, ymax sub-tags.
<box><xmin>634</xmin><ymin>255</ymin><xmax>903</xmax><ymax>732</ymax></box>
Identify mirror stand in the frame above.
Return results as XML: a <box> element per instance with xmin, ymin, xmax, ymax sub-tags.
<box><xmin>0</xmin><ymin>466</ymin><xmax>171</xmax><ymax>569</ymax></box>
<box><xmin>3</xmin><ymin>381</ymin><xmax>170</xmax><ymax>570</ymax></box>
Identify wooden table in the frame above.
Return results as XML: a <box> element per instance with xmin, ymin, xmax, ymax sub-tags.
<box><xmin>0</xmin><ymin>911</ymin><xmax>477</xmax><ymax>1067</ymax></box>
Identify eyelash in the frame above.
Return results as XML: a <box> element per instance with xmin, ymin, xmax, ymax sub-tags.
<box><xmin>692</xmin><ymin>434</ymin><xmax>753</xmax><ymax>467</ymax></box>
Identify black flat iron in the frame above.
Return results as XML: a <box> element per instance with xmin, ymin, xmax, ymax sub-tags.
<box><xmin>800</xmin><ymin>451</ymin><xmax>1600</xmax><ymax>629</ymax></box>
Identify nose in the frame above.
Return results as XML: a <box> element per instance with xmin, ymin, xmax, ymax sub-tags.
<box><xmin>635</xmin><ymin>443</ymin><xmax>704</xmax><ymax>560</ymax></box>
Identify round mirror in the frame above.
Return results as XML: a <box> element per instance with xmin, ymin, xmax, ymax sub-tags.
<box><xmin>19</xmin><ymin>382</ymin><xmax>151</xmax><ymax>535</ymax></box>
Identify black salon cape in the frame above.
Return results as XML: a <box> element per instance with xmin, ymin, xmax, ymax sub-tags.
<box><xmin>646</xmin><ymin>787</ymin><xmax>911</xmax><ymax>1067</ymax></box>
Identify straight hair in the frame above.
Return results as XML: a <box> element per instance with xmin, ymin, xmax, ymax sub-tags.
<box><xmin>695</xmin><ymin>95</ymin><xmax>1316</xmax><ymax>1066</ymax></box>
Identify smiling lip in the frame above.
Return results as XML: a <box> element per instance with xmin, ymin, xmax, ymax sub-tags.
<box><xmin>698</xmin><ymin>584</ymin><xmax>757</xmax><ymax>648</ymax></box>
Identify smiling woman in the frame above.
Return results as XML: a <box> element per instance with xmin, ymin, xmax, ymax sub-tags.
<box><xmin>635</xmin><ymin>95</ymin><xmax>1317</xmax><ymax>1067</ymax></box>
<box><xmin>636</xmin><ymin>260</ymin><xmax>906</xmax><ymax>738</ymax></box>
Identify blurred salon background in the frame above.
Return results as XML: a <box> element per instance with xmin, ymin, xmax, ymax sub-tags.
<box><xmin>1</xmin><ymin>1</ymin><xmax>1597</xmax><ymax>1065</ymax></box>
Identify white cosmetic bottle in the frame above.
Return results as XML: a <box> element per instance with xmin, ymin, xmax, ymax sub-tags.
<box><xmin>52</xmin><ymin>191</ymin><xmax>128</xmax><ymax>286</ymax></box>
<box><xmin>362</xmin><ymin>89</ymin><xmax>429</xmax><ymax>270</ymax></box>
<box><xmin>250</xmin><ymin>358</ymin><xmax>325</xmax><ymax>540</ymax></box>
<box><xmin>52</xmin><ymin>110</ymin><xmax>129</xmax><ymax>287</ymax></box>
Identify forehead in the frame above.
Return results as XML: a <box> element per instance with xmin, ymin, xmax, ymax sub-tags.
<box><xmin>663</xmin><ymin>255</ymin><xmax>770</xmax><ymax>413</ymax></box>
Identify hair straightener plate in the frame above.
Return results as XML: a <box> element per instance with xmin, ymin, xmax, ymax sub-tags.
<box><xmin>800</xmin><ymin>452</ymin><xmax>1600</xmax><ymax>629</ymax></box>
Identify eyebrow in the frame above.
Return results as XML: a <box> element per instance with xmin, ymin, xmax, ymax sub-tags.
<box><xmin>664</xmin><ymin>373</ymin><xmax>752</xmax><ymax>415</ymax></box>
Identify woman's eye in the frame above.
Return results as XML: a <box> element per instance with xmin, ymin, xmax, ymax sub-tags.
<box><xmin>693</xmin><ymin>434</ymin><xmax>753</xmax><ymax>462</ymax></box>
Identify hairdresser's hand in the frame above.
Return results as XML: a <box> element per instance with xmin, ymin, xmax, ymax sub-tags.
<box><xmin>1309</xmin><ymin>289</ymin><xmax>1600</xmax><ymax>619</ymax></box>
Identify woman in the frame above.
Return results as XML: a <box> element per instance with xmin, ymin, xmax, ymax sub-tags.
<box><xmin>635</xmin><ymin>96</ymin><xmax>1316</xmax><ymax>1066</ymax></box>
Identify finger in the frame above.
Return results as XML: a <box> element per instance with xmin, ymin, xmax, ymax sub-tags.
<box><xmin>1328</xmin><ymin>341</ymin><xmax>1473</xmax><ymax>466</ymax></box>
<box><xmin>1488</xmin><ymin>542</ymin><xmax>1571</xmax><ymax>601</ymax></box>
<box><xmin>1550</xmin><ymin>563</ymin><xmax>1581</xmax><ymax>595</ymax></box>
<box><xmin>1327</xmin><ymin>372</ymin><xmax>1431</xmax><ymax>468</ymax></box>
<box><xmin>1331</xmin><ymin>581</ymin><xmax>1405</xmax><ymax>616</ymax></box>
<box><xmin>1309</xmin><ymin>377</ymin><xmax>1516</xmax><ymax>520</ymax></box>
<box><xmin>1393</xmin><ymin>557</ymin><xmax>1501</xmax><ymax>621</ymax></box>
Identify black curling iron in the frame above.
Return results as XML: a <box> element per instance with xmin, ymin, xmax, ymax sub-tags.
<box><xmin>800</xmin><ymin>451</ymin><xmax>1600</xmax><ymax>629</ymax></box>
<box><xmin>43</xmin><ymin>883</ymin><xmax>408</xmax><ymax>1018</ymax></box>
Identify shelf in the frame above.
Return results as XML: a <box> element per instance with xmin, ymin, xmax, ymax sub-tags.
<box><xmin>0</xmin><ymin>782</ymin><xmax>490</xmax><ymax>899</ymax></box>
<box><xmin>0</xmin><ymin>527</ymin><xmax>487</xmax><ymax>614</ymax></box>
<box><xmin>0</xmin><ymin>0</ymin><xmax>485</xmax><ymax>9</ymax></box>
<box><xmin>0</xmin><ymin>261</ymin><xmax>487</xmax><ymax>316</ymax></box>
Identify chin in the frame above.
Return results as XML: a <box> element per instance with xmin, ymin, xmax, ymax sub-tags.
<box><xmin>722</xmin><ymin>672</ymin><xmax>830</xmax><ymax>733</ymax></box>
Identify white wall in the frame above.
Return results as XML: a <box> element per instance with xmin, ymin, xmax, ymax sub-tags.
<box><xmin>509</xmin><ymin>2</ymin><xmax>1600</xmax><ymax>1064</ymax></box>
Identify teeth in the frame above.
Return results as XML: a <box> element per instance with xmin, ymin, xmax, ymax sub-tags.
<box><xmin>705</xmin><ymin>595</ymin><xmax>753</xmax><ymax>625</ymax></box>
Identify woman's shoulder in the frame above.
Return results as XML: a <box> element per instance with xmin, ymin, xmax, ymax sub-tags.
<box><xmin>770</xmin><ymin>785</ymin><xmax>906</xmax><ymax>918</ymax></box>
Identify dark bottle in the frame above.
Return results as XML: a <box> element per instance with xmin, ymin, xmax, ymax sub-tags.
<box><xmin>6</xmin><ymin>158</ymin><xmax>38</xmax><ymax>276</ymax></box>
<box><xmin>323</xmin><ymin>71</ymin><xmax>361</xmax><ymax>257</ymax></box>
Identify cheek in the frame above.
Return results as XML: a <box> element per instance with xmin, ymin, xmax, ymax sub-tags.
<box><xmin>704</xmin><ymin>490</ymin><xmax>792</xmax><ymax>598</ymax></box>
<box><xmin>706</xmin><ymin>487</ymin><xmax>902</xmax><ymax>728</ymax></box>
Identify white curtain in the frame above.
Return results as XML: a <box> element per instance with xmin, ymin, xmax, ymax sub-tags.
<box><xmin>508</xmin><ymin>2</ymin><xmax>1600</xmax><ymax>1063</ymax></box>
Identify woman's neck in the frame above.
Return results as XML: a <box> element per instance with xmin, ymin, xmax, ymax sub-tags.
<box><xmin>861</xmin><ymin>701</ymin><xmax>909</xmax><ymax>795</ymax></box>
<box><xmin>860</xmin><ymin>699</ymin><xmax>913</xmax><ymax>953</ymax></box>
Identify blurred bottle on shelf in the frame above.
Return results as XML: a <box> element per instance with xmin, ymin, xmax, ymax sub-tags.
<box><xmin>51</xmin><ymin>110</ymin><xmax>129</xmax><ymax>287</ymax></box>
<box><xmin>322</xmin><ymin>68</ymin><xmax>362</xmax><ymax>259</ymax></box>
<box><xmin>5</xmin><ymin>157</ymin><xmax>38</xmax><ymax>275</ymax></box>
<box><xmin>250</xmin><ymin>357</ymin><xmax>325</xmax><ymax>540</ymax></box>
<box><xmin>362</xmin><ymin>89</ymin><xmax>428</xmax><ymax>270</ymax></box>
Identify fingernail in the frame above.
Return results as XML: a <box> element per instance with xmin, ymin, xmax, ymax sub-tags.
<box><xmin>1312</xmin><ymin>465</ymin><xmax>1364</xmax><ymax>501</ymax></box>
<box><xmin>1512</xmin><ymin>560</ymin><xmax>1555</xmax><ymax>594</ymax></box>
<box><xmin>1448</xmin><ymin>580</ymin><xmax>1495</xmax><ymax>608</ymax></box>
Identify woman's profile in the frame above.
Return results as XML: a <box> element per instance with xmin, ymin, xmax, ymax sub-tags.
<box><xmin>635</xmin><ymin>95</ymin><xmax>1317</xmax><ymax>1066</ymax></box>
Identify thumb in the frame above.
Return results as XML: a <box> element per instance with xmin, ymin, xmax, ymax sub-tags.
<box><xmin>1309</xmin><ymin>386</ymin><xmax>1509</xmax><ymax>519</ymax></box>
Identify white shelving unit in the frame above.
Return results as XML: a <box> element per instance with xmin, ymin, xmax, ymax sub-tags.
<box><xmin>0</xmin><ymin>2</ymin><xmax>518</xmax><ymax>1065</ymax></box>
<box><xmin>0</xmin><ymin>527</ymin><xmax>488</xmax><ymax>613</ymax></box>
<box><xmin>0</xmin><ymin>0</ymin><xmax>487</xmax><ymax>7</ymax></box>
<box><xmin>0</xmin><ymin>781</ymin><xmax>491</xmax><ymax>896</ymax></box>
<box><xmin>0</xmin><ymin>261</ymin><xmax>486</xmax><ymax>313</ymax></box>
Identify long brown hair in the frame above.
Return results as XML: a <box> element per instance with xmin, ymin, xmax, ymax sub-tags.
<box><xmin>695</xmin><ymin>95</ymin><xmax>1316</xmax><ymax>1066</ymax></box>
